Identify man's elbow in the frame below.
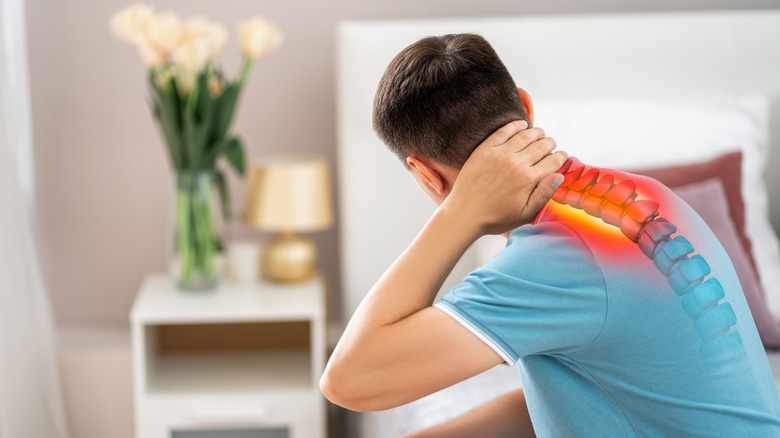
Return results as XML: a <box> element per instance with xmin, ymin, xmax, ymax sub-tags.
<box><xmin>319</xmin><ymin>362</ymin><xmax>383</xmax><ymax>412</ymax></box>
<box><xmin>319</xmin><ymin>366</ymin><xmax>348</xmax><ymax>409</ymax></box>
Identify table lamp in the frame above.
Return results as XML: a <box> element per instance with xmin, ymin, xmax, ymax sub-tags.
<box><xmin>243</xmin><ymin>154</ymin><xmax>333</xmax><ymax>282</ymax></box>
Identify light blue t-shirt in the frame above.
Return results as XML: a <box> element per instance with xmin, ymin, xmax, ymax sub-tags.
<box><xmin>436</xmin><ymin>174</ymin><xmax>780</xmax><ymax>437</ymax></box>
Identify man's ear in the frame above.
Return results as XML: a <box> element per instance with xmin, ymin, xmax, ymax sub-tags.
<box><xmin>407</xmin><ymin>156</ymin><xmax>445</xmax><ymax>195</ymax></box>
<box><xmin>517</xmin><ymin>87</ymin><xmax>534</xmax><ymax>126</ymax></box>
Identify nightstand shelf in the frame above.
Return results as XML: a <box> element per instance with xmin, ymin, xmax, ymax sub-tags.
<box><xmin>131</xmin><ymin>274</ymin><xmax>326</xmax><ymax>438</ymax></box>
<box><xmin>148</xmin><ymin>350</ymin><xmax>312</xmax><ymax>395</ymax></box>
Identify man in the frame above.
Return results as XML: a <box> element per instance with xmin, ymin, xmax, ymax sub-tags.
<box><xmin>320</xmin><ymin>33</ymin><xmax>780</xmax><ymax>437</ymax></box>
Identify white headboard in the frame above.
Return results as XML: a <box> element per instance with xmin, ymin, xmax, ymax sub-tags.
<box><xmin>336</xmin><ymin>11</ymin><xmax>780</xmax><ymax>319</ymax></box>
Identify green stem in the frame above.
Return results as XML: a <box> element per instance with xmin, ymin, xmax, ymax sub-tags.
<box><xmin>237</xmin><ymin>58</ymin><xmax>253</xmax><ymax>85</ymax></box>
<box><xmin>194</xmin><ymin>176</ymin><xmax>215</xmax><ymax>276</ymax></box>
<box><xmin>176</xmin><ymin>187</ymin><xmax>194</xmax><ymax>282</ymax></box>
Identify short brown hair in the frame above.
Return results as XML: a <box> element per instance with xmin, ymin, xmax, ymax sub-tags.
<box><xmin>372</xmin><ymin>33</ymin><xmax>528</xmax><ymax>168</ymax></box>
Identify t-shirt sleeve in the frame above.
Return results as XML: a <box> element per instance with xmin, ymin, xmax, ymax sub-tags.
<box><xmin>435</xmin><ymin>222</ymin><xmax>607</xmax><ymax>364</ymax></box>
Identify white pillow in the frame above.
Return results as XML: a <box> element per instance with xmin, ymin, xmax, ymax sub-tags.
<box><xmin>533</xmin><ymin>96</ymin><xmax>780</xmax><ymax>321</ymax></box>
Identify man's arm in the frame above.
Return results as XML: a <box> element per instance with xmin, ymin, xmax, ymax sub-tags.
<box><xmin>320</xmin><ymin>121</ymin><xmax>567</xmax><ymax>412</ymax></box>
<box><xmin>403</xmin><ymin>388</ymin><xmax>535</xmax><ymax>438</ymax></box>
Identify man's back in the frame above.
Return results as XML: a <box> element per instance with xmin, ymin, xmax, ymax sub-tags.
<box><xmin>436</xmin><ymin>161</ymin><xmax>780</xmax><ymax>436</ymax></box>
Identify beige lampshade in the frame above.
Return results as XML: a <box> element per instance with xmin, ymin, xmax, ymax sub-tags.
<box><xmin>243</xmin><ymin>154</ymin><xmax>333</xmax><ymax>232</ymax></box>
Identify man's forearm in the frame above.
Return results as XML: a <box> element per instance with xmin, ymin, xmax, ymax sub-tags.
<box><xmin>404</xmin><ymin>388</ymin><xmax>535</xmax><ymax>438</ymax></box>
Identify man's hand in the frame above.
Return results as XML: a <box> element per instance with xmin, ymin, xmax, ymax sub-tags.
<box><xmin>446</xmin><ymin>120</ymin><xmax>568</xmax><ymax>236</ymax></box>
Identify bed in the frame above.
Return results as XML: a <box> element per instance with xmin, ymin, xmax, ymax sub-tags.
<box><xmin>335</xmin><ymin>10</ymin><xmax>780</xmax><ymax>437</ymax></box>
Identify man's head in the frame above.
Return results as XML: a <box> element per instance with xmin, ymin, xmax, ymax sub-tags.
<box><xmin>372</xmin><ymin>33</ymin><xmax>533</xmax><ymax>203</ymax></box>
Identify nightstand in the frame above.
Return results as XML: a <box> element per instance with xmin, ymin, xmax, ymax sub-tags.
<box><xmin>130</xmin><ymin>274</ymin><xmax>326</xmax><ymax>438</ymax></box>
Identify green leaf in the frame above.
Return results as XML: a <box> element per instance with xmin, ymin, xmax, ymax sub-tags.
<box><xmin>213</xmin><ymin>82</ymin><xmax>241</xmax><ymax>142</ymax></box>
<box><xmin>182</xmin><ymin>100</ymin><xmax>198</xmax><ymax>170</ymax></box>
<box><xmin>200</xmin><ymin>137</ymin><xmax>226</xmax><ymax>170</ymax></box>
<box><xmin>194</xmin><ymin>71</ymin><xmax>215</xmax><ymax>168</ymax></box>
<box><xmin>151</xmin><ymin>74</ymin><xmax>183</xmax><ymax>170</ymax></box>
<box><xmin>195</xmin><ymin>70</ymin><xmax>211</xmax><ymax>118</ymax></box>
<box><xmin>181</xmin><ymin>71</ymin><xmax>219</xmax><ymax>170</ymax></box>
<box><xmin>148</xmin><ymin>68</ymin><xmax>161</xmax><ymax>99</ymax></box>
<box><xmin>223</xmin><ymin>137</ymin><xmax>246</xmax><ymax>176</ymax></box>
<box><xmin>214</xmin><ymin>169</ymin><xmax>231</xmax><ymax>221</ymax></box>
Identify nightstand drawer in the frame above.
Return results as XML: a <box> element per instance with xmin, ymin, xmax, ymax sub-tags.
<box><xmin>138</xmin><ymin>392</ymin><xmax>324</xmax><ymax>438</ymax></box>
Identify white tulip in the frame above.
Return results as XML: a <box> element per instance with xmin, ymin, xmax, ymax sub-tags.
<box><xmin>238</xmin><ymin>17</ymin><xmax>283</xmax><ymax>60</ymax></box>
<box><xmin>181</xmin><ymin>16</ymin><xmax>211</xmax><ymax>40</ymax></box>
<box><xmin>173</xmin><ymin>37</ymin><xmax>212</xmax><ymax>72</ymax></box>
<box><xmin>110</xmin><ymin>3</ymin><xmax>155</xmax><ymax>46</ymax></box>
<box><xmin>184</xmin><ymin>18</ymin><xmax>228</xmax><ymax>56</ymax></box>
<box><xmin>174</xmin><ymin>17</ymin><xmax>229</xmax><ymax>71</ymax></box>
<box><xmin>147</xmin><ymin>11</ymin><xmax>182</xmax><ymax>52</ymax></box>
<box><xmin>137</xmin><ymin>36</ymin><xmax>167</xmax><ymax>67</ymax></box>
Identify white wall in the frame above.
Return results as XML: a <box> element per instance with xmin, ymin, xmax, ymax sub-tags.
<box><xmin>26</xmin><ymin>0</ymin><xmax>780</xmax><ymax>328</ymax></box>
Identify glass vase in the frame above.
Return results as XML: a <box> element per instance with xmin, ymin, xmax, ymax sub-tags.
<box><xmin>169</xmin><ymin>170</ymin><xmax>225</xmax><ymax>291</ymax></box>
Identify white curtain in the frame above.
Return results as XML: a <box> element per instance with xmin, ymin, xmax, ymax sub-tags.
<box><xmin>0</xmin><ymin>0</ymin><xmax>69</xmax><ymax>437</ymax></box>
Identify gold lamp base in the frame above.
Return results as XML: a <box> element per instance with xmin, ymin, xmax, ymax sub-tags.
<box><xmin>261</xmin><ymin>231</ymin><xmax>317</xmax><ymax>282</ymax></box>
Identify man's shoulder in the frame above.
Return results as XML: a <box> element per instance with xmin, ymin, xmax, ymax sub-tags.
<box><xmin>512</xmin><ymin>214</ymin><xmax>585</xmax><ymax>239</ymax></box>
<box><xmin>488</xmin><ymin>219</ymin><xmax>603</xmax><ymax>285</ymax></box>
<box><xmin>510</xmin><ymin>209</ymin><xmax>594</xmax><ymax>252</ymax></box>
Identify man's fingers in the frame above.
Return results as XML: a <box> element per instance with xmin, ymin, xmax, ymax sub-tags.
<box><xmin>532</xmin><ymin>150</ymin><xmax>569</xmax><ymax>175</ymax></box>
<box><xmin>518</xmin><ymin>137</ymin><xmax>557</xmax><ymax>165</ymax></box>
<box><xmin>485</xmin><ymin>120</ymin><xmax>528</xmax><ymax>147</ymax></box>
<box><xmin>499</xmin><ymin>127</ymin><xmax>546</xmax><ymax>153</ymax></box>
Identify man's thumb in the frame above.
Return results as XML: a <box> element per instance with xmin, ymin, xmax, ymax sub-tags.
<box><xmin>550</xmin><ymin>173</ymin><xmax>564</xmax><ymax>190</ymax></box>
<box><xmin>527</xmin><ymin>173</ymin><xmax>565</xmax><ymax>212</ymax></box>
